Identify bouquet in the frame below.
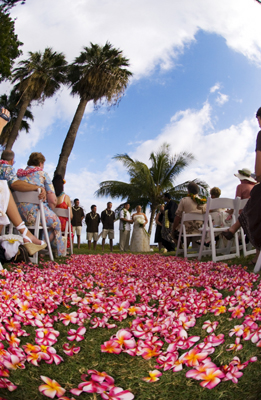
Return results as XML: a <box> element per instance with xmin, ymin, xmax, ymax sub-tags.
<box><xmin>136</xmin><ymin>216</ymin><xmax>145</xmax><ymax>227</ymax></box>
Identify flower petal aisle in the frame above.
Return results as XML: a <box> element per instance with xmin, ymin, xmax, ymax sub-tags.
<box><xmin>0</xmin><ymin>253</ymin><xmax>260</xmax><ymax>399</ymax></box>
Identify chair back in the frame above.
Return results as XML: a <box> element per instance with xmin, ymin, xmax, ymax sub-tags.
<box><xmin>13</xmin><ymin>191</ymin><xmax>40</xmax><ymax>205</ymax></box>
<box><xmin>54</xmin><ymin>207</ymin><xmax>73</xmax><ymax>255</ymax></box>
<box><xmin>13</xmin><ymin>189</ymin><xmax>54</xmax><ymax>262</ymax></box>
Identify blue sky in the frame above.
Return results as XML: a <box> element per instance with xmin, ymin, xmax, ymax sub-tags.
<box><xmin>1</xmin><ymin>0</ymin><xmax>261</xmax><ymax>243</ymax></box>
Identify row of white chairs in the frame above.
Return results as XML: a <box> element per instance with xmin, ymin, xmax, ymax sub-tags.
<box><xmin>175</xmin><ymin>196</ymin><xmax>260</xmax><ymax>272</ymax></box>
<box><xmin>3</xmin><ymin>189</ymin><xmax>73</xmax><ymax>263</ymax></box>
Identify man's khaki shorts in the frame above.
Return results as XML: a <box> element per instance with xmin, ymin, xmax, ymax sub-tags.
<box><xmin>87</xmin><ymin>232</ymin><xmax>98</xmax><ymax>241</ymax></box>
<box><xmin>102</xmin><ymin>229</ymin><xmax>114</xmax><ymax>239</ymax></box>
<box><xmin>73</xmin><ymin>226</ymin><xmax>82</xmax><ymax>236</ymax></box>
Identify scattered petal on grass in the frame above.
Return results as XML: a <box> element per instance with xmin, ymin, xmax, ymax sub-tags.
<box><xmin>142</xmin><ymin>370</ymin><xmax>162</xmax><ymax>382</ymax></box>
<box><xmin>39</xmin><ymin>376</ymin><xmax>66</xmax><ymax>398</ymax></box>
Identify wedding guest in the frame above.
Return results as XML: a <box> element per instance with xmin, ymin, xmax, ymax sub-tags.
<box><xmin>52</xmin><ymin>175</ymin><xmax>73</xmax><ymax>251</ymax></box>
<box><xmin>101</xmin><ymin>202</ymin><xmax>116</xmax><ymax>252</ymax></box>
<box><xmin>0</xmin><ymin>108</ymin><xmax>46</xmax><ymax>258</ymax></box>
<box><xmin>16</xmin><ymin>152</ymin><xmax>65</xmax><ymax>257</ymax></box>
<box><xmin>172</xmin><ymin>183</ymin><xmax>206</xmax><ymax>248</ymax></box>
<box><xmin>234</xmin><ymin>168</ymin><xmax>256</xmax><ymax>199</ymax></box>
<box><xmin>161</xmin><ymin>193</ymin><xmax>177</xmax><ymax>252</ymax></box>
<box><xmin>71</xmin><ymin>199</ymin><xmax>85</xmax><ymax>249</ymax></box>
<box><xmin>222</xmin><ymin>107</ymin><xmax>261</xmax><ymax>265</ymax></box>
<box><xmin>154</xmin><ymin>204</ymin><xmax>164</xmax><ymax>251</ymax></box>
<box><xmin>85</xmin><ymin>205</ymin><xmax>100</xmax><ymax>250</ymax></box>
<box><xmin>119</xmin><ymin>203</ymin><xmax>133</xmax><ymax>252</ymax></box>
<box><xmin>0</xmin><ymin>150</ymin><xmax>46</xmax><ymax>198</ymax></box>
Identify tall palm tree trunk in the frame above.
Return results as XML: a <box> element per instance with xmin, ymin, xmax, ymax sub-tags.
<box><xmin>148</xmin><ymin>205</ymin><xmax>157</xmax><ymax>236</ymax></box>
<box><xmin>54</xmin><ymin>98</ymin><xmax>89</xmax><ymax>178</ymax></box>
<box><xmin>5</xmin><ymin>98</ymin><xmax>30</xmax><ymax>150</ymax></box>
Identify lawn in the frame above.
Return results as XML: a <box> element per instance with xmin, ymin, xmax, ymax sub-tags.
<box><xmin>0</xmin><ymin>247</ymin><xmax>261</xmax><ymax>400</ymax></box>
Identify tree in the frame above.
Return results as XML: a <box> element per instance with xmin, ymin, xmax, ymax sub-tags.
<box><xmin>0</xmin><ymin>92</ymin><xmax>33</xmax><ymax>147</ymax></box>
<box><xmin>0</xmin><ymin>6</ymin><xmax>23</xmax><ymax>82</ymax></box>
<box><xmin>5</xmin><ymin>48</ymin><xmax>68</xmax><ymax>150</ymax></box>
<box><xmin>96</xmin><ymin>143</ymin><xmax>209</xmax><ymax>235</ymax></box>
<box><xmin>54</xmin><ymin>42</ymin><xmax>132</xmax><ymax>178</ymax></box>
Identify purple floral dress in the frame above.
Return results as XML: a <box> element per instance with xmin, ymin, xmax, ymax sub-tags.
<box><xmin>17</xmin><ymin>166</ymin><xmax>65</xmax><ymax>256</ymax></box>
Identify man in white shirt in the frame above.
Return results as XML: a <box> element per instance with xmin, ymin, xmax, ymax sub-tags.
<box><xmin>119</xmin><ymin>203</ymin><xmax>133</xmax><ymax>251</ymax></box>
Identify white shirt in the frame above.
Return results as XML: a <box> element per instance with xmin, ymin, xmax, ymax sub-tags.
<box><xmin>119</xmin><ymin>209</ymin><xmax>131</xmax><ymax>231</ymax></box>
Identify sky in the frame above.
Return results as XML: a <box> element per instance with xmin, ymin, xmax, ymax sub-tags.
<box><xmin>1</xmin><ymin>0</ymin><xmax>261</xmax><ymax>244</ymax></box>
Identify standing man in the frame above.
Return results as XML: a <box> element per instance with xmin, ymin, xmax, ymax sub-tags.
<box><xmin>161</xmin><ymin>192</ymin><xmax>177</xmax><ymax>252</ymax></box>
<box><xmin>85</xmin><ymin>205</ymin><xmax>100</xmax><ymax>250</ymax></box>
<box><xmin>119</xmin><ymin>203</ymin><xmax>133</xmax><ymax>252</ymax></box>
<box><xmin>101</xmin><ymin>202</ymin><xmax>116</xmax><ymax>252</ymax></box>
<box><xmin>71</xmin><ymin>199</ymin><xmax>85</xmax><ymax>249</ymax></box>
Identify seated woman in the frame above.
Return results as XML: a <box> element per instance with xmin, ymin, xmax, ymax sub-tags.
<box><xmin>52</xmin><ymin>174</ymin><xmax>73</xmax><ymax>251</ymax></box>
<box><xmin>0</xmin><ymin>181</ymin><xmax>46</xmax><ymax>256</ymax></box>
<box><xmin>16</xmin><ymin>152</ymin><xmax>65</xmax><ymax>257</ymax></box>
<box><xmin>172</xmin><ymin>182</ymin><xmax>207</xmax><ymax>246</ymax></box>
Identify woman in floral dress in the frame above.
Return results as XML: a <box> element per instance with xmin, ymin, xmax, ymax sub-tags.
<box><xmin>16</xmin><ymin>152</ymin><xmax>65</xmax><ymax>256</ymax></box>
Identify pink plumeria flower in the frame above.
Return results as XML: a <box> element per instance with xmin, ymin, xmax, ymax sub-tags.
<box><xmin>180</xmin><ymin>347</ymin><xmax>209</xmax><ymax>367</ymax></box>
<box><xmin>62</xmin><ymin>343</ymin><xmax>80</xmax><ymax>356</ymax></box>
<box><xmin>204</xmin><ymin>334</ymin><xmax>225</xmax><ymax>347</ymax></box>
<box><xmin>198</xmin><ymin>367</ymin><xmax>225</xmax><ymax>389</ymax></box>
<box><xmin>3</xmin><ymin>355</ymin><xmax>25</xmax><ymax>370</ymax></box>
<box><xmin>142</xmin><ymin>370</ymin><xmax>162</xmax><ymax>382</ymax></box>
<box><xmin>229</xmin><ymin>325</ymin><xmax>244</xmax><ymax>337</ymax></box>
<box><xmin>88</xmin><ymin>370</ymin><xmax>115</xmax><ymax>385</ymax></box>
<box><xmin>113</xmin><ymin>329</ymin><xmax>136</xmax><ymax>349</ymax></box>
<box><xmin>226</xmin><ymin>338</ymin><xmax>243</xmax><ymax>352</ymax></box>
<box><xmin>67</xmin><ymin>327</ymin><xmax>86</xmax><ymax>342</ymax></box>
<box><xmin>59</xmin><ymin>312</ymin><xmax>78</xmax><ymax>326</ymax></box>
<box><xmin>202</xmin><ymin>320</ymin><xmax>219</xmax><ymax>333</ymax></box>
<box><xmin>101</xmin><ymin>340</ymin><xmax>122</xmax><ymax>354</ymax></box>
<box><xmin>100</xmin><ymin>386</ymin><xmax>134</xmax><ymax>400</ymax></box>
<box><xmin>39</xmin><ymin>376</ymin><xmax>66</xmax><ymax>398</ymax></box>
<box><xmin>0</xmin><ymin>377</ymin><xmax>17</xmax><ymax>391</ymax></box>
<box><xmin>223</xmin><ymin>366</ymin><xmax>243</xmax><ymax>383</ymax></box>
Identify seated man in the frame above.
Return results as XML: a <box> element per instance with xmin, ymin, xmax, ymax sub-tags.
<box><xmin>0</xmin><ymin>150</ymin><xmax>46</xmax><ymax>198</ymax></box>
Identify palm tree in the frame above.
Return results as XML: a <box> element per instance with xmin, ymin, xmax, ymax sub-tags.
<box><xmin>5</xmin><ymin>47</ymin><xmax>67</xmax><ymax>150</ymax></box>
<box><xmin>54</xmin><ymin>42</ymin><xmax>132</xmax><ymax>178</ymax></box>
<box><xmin>0</xmin><ymin>92</ymin><xmax>33</xmax><ymax>147</ymax></box>
<box><xmin>96</xmin><ymin>143</ymin><xmax>209</xmax><ymax>235</ymax></box>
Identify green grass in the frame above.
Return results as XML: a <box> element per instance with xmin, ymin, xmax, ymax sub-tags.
<box><xmin>0</xmin><ymin>246</ymin><xmax>261</xmax><ymax>400</ymax></box>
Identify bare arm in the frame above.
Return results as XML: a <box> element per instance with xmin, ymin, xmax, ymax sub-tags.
<box><xmin>65</xmin><ymin>195</ymin><xmax>73</xmax><ymax>219</ymax></box>
<box><xmin>255</xmin><ymin>151</ymin><xmax>261</xmax><ymax>182</ymax></box>
<box><xmin>11</xmin><ymin>181</ymin><xmax>46</xmax><ymax>201</ymax></box>
<box><xmin>47</xmin><ymin>192</ymin><xmax>57</xmax><ymax>210</ymax></box>
<box><xmin>172</xmin><ymin>215</ymin><xmax>181</xmax><ymax>233</ymax></box>
<box><xmin>0</xmin><ymin>108</ymin><xmax>10</xmax><ymax>134</ymax></box>
<box><xmin>156</xmin><ymin>212</ymin><xmax>162</xmax><ymax>226</ymax></box>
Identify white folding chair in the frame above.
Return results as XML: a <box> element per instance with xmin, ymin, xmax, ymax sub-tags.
<box><xmin>176</xmin><ymin>212</ymin><xmax>210</xmax><ymax>258</ymax></box>
<box><xmin>13</xmin><ymin>189</ymin><xmax>53</xmax><ymax>263</ymax></box>
<box><xmin>198</xmin><ymin>197</ymin><xmax>240</xmax><ymax>262</ymax></box>
<box><xmin>54</xmin><ymin>207</ymin><xmax>73</xmax><ymax>255</ymax></box>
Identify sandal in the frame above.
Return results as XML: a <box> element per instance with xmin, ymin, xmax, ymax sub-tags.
<box><xmin>221</xmin><ymin>230</ymin><xmax>234</xmax><ymax>240</ymax></box>
<box><xmin>16</xmin><ymin>222</ymin><xmax>47</xmax><ymax>256</ymax></box>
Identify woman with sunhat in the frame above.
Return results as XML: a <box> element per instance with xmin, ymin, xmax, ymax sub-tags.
<box><xmin>234</xmin><ymin>168</ymin><xmax>256</xmax><ymax>199</ymax></box>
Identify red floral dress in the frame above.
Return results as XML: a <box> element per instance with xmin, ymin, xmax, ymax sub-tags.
<box><xmin>56</xmin><ymin>194</ymin><xmax>73</xmax><ymax>249</ymax></box>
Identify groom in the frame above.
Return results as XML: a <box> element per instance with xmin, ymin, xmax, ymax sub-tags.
<box><xmin>119</xmin><ymin>203</ymin><xmax>133</xmax><ymax>252</ymax></box>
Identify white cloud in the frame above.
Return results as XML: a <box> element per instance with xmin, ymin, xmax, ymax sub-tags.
<box><xmin>2</xmin><ymin>0</ymin><xmax>261</xmax><ymax>152</ymax></box>
<box><xmin>215</xmin><ymin>92</ymin><xmax>229</xmax><ymax>106</ymax></box>
<box><xmin>130</xmin><ymin>102</ymin><xmax>257</xmax><ymax>198</ymax></box>
<box><xmin>210</xmin><ymin>83</ymin><xmax>220</xmax><ymax>93</ymax></box>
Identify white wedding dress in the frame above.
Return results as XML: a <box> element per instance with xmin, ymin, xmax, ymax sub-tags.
<box><xmin>130</xmin><ymin>215</ymin><xmax>150</xmax><ymax>252</ymax></box>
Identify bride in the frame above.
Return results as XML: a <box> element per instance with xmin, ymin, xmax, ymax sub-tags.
<box><xmin>130</xmin><ymin>205</ymin><xmax>150</xmax><ymax>252</ymax></box>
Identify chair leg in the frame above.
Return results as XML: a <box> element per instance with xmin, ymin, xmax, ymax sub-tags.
<box><xmin>254</xmin><ymin>252</ymin><xmax>261</xmax><ymax>273</ymax></box>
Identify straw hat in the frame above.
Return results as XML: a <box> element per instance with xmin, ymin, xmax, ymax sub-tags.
<box><xmin>234</xmin><ymin>168</ymin><xmax>256</xmax><ymax>183</ymax></box>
